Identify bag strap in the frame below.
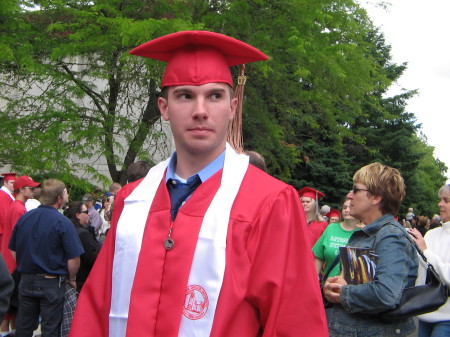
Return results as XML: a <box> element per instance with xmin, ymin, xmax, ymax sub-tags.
<box><xmin>389</xmin><ymin>223</ymin><xmax>440</xmax><ymax>276</ymax></box>
<box><xmin>322</xmin><ymin>254</ymin><xmax>341</xmax><ymax>281</ymax></box>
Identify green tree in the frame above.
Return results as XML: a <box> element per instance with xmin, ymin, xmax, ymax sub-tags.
<box><xmin>0</xmin><ymin>0</ymin><xmax>203</xmax><ymax>186</ymax></box>
<box><xmin>0</xmin><ymin>0</ymin><xmax>446</xmax><ymax>207</ymax></box>
<box><xmin>404</xmin><ymin>133</ymin><xmax>447</xmax><ymax>218</ymax></box>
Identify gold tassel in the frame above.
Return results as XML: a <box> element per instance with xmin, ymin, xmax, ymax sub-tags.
<box><xmin>227</xmin><ymin>64</ymin><xmax>246</xmax><ymax>153</ymax></box>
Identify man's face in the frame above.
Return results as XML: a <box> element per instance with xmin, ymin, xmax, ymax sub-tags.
<box><xmin>61</xmin><ymin>188</ymin><xmax>69</xmax><ymax>206</ymax></box>
<box><xmin>4</xmin><ymin>180</ymin><xmax>14</xmax><ymax>193</ymax></box>
<box><xmin>21</xmin><ymin>186</ymin><xmax>35</xmax><ymax>200</ymax></box>
<box><xmin>158</xmin><ymin>83</ymin><xmax>237</xmax><ymax>158</ymax></box>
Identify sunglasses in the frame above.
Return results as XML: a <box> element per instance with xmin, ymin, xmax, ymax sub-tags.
<box><xmin>24</xmin><ymin>186</ymin><xmax>36</xmax><ymax>191</ymax></box>
<box><xmin>79</xmin><ymin>210</ymin><xmax>89</xmax><ymax>214</ymax></box>
<box><xmin>352</xmin><ymin>186</ymin><xmax>369</xmax><ymax>194</ymax></box>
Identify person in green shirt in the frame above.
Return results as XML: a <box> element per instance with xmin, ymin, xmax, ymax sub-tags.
<box><xmin>313</xmin><ymin>198</ymin><xmax>363</xmax><ymax>278</ymax></box>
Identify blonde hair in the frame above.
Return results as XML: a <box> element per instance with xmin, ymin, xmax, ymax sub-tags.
<box><xmin>40</xmin><ymin>179</ymin><xmax>66</xmax><ymax>205</ymax></box>
<box><xmin>353</xmin><ymin>162</ymin><xmax>405</xmax><ymax>216</ymax></box>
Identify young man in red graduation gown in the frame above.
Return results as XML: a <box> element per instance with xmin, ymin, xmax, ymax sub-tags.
<box><xmin>70</xmin><ymin>31</ymin><xmax>328</xmax><ymax>337</ymax></box>
<box><xmin>0</xmin><ymin>173</ymin><xmax>16</xmax><ymax>254</ymax></box>
<box><xmin>0</xmin><ymin>175</ymin><xmax>40</xmax><ymax>336</ymax></box>
<box><xmin>1</xmin><ymin>175</ymin><xmax>40</xmax><ymax>273</ymax></box>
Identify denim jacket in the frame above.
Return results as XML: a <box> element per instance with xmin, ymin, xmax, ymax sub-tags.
<box><xmin>326</xmin><ymin>214</ymin><xmax>419</xmax><ymax>337</ymax></box>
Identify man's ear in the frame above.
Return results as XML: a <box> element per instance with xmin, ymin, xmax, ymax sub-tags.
<box><xmin>158</xmin><ymin>97</ymin><xmax>169</xmax><ymax>121</ymax></box>
<box><xmin>229</xmin><ymin>97</ymin><xmax>238</xmax><ymax>121</ymax></box>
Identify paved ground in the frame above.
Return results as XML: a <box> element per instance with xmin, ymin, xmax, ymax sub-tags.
<box><xmin>29</xmin><ymin>318</ymin><xmax>420</xmax><ymax>336</ymax></box>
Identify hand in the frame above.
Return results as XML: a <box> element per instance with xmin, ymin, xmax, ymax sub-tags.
<box><xmin>323</xmin><ymin>275</ymin><xmax>347</xmax><ymax>303</ymax></box>
<box><xmin>67</xmin><ymin>279</ymin><xmax>77</xmax><ymax>289</ymax></box>
<box><xmin>409</xmin><ymin>228</ymin><xmax>427</xmax><ymax>251</ymax></box>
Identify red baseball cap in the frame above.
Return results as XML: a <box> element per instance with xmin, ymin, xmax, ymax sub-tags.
<box><xmin>298</xmin><ymin>187</ymin><xmax>325</xmax><ymax>200</ymax></box>
<box><xmin>14</xmin><ymin>176</ymin><xmax>40</xmax><ymax>190</ymax></box>
<box><xmin>129</xmin><ymin>30</ymin><xmax>268</xmax><ymax>88</ymax></box>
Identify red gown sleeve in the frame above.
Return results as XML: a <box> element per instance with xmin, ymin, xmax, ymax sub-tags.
<box><xmin>1</xmin><ymin>202</ymin><xmax>26</xmax><ymax>273</ymax></box>
<box><xmin>0</xmin><ymin>192</ymin><xmax>13</xmax><ymax>251</ymax></box>
<box><xmin>246</xmin><ymin>185</ymin><xmax>328</xmax><ymax>336</ymax></box>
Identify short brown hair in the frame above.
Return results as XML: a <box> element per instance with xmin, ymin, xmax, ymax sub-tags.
<box><xmin>245</xmin><ymin>151</ymin><xmax>267</xmax><ymax>172</ymax></box>
<box><xmin>39</xmin><ymin>179</ymin><xmax>66</xmax><ymax>205</ymax></box>
<box><xmin>417</xmin><ymin>216</ymin><xmax>428</xmax><ymax>228</ymax></box>
<box><xmin>126</xmin><ymin>160</ymin><xmax>152</xmax><ymax>183</ymax></box>
<box><xmin>109</xmin><ymin>182</ymin><xmax>122</xmax><ymax>194</ymax></box>
<box><xmin>353</xmin><ymin>162</ymin><xmax>405</xmax><ymax>216</ymax></box>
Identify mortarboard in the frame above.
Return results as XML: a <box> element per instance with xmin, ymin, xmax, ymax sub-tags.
<box><xmin>298</xmin><ymin>187</ymin><xmax>325</xmax><ymax>200</ymax></box>
<box><xmin>129</xmin><ymin>30</ymin><xmax>268</xmax><ymax>88</ymax></box>
<box><xmin>1</xmin><ymin>173</ymin><xmax>17</xmax><ymax>181</ymax></box>
<box><xmin>326</xmin><ymin>209</ymin><xmax>341</xmax><ymax>219</ymax></box>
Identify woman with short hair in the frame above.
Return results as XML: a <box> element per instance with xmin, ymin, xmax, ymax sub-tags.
<box><xmin>323</xmin><ymin>162</ymin><xmax>418</xmax><ymax>336</ymax></box>
<box><xmin>64</xmin><ymin>201</ymin><xmax>101</xmax><ymax>292</ymax></box>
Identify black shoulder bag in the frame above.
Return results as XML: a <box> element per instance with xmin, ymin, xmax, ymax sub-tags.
<box><xmin>378</xmin><ymin>235</ymin><xmax>449</xmax><ymax>321</ymax></box>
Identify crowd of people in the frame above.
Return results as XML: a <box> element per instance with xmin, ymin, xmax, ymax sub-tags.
<box><xmin>0</xmin><ymin>159</ymin><xmax>153</xmax><ymax>337</ymax></box>
<box><xmin>0</xmin><ymin>175</ymin><xmax>124</xmax><ymax>336</ymax></box>
<box><xmin>0</xmin><ymin>30</ymin><xmax>449</xmax><ymax>337</ymax></box>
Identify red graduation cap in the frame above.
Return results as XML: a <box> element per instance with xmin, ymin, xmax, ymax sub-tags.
<box><xmin>129</xmin><ymin>30</ymin><xmax>268</xmax><ymax>88</ymax></box>
<box><xmin>1</xmin><ymin>173</ymin><xmax>17</xmax><ymax>181</ymax></box>
<box><xmin>298</xmin><ymin>187</ymin><xmax>325</xmax><ymax>200</ymax></box>
<box><xmin>326</xmin><ymin>209</ymin><xmax>341</xmax><ymax>219</ymax></box>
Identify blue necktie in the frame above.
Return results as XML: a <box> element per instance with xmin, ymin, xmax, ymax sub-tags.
<box><xmin>167</xmin><ymin>174</ymin><xmax>202</xmax><ymax>221</ymax></box>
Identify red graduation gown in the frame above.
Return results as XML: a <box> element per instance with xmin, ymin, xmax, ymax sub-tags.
<box><xmin>0</xmin><ymin>189</ymin><xmax>13</xmax><ymax>251</ymax></box>
<box><xmin>308</xmin><ymin>220</ymin><xmax>328</xmax><ymax>248</ymax></box>
<box><xmin>70</xmin><ymin>166</ymin><xmax>328</xmax><ymax>337</ymax></box>
<box><xmin>1</xmin><ymin>200</ymin><xmax>26</xmax><ymax>273</ymax></box>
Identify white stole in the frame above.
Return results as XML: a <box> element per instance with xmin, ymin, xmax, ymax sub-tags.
<box><xmin>109</xmin><ymin>144</ymin><xmax>249</xmax><ymax>337</ymax></box>
<box><xmin>109</xmin><ymin>157</ymin><xmax>170</xmax><ymax>337</ymax></box>
<box><xmin>0</xmin><ymin>186</ymin><xmax>14</xmax><ymax>200</ymax></box>
<box><xmin>178</xmin><ymin>145</ymin><xmax>248</xmax><ymax>336</ymax></box>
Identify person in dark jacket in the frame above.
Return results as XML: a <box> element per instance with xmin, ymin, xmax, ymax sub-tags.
<box><xmin>416</xmin><ymin>215</ymin><xmax>429</xmax><ymax>237</ymax></box>
<box><xmin>64</xmin><ymin>201</ymin><xmax>101</xmax><ymax>293</ymax></box>
<box><xmin>0</xmin><ymin>255</ymin><xmax>14</xmax><ymax>322</ymax></box>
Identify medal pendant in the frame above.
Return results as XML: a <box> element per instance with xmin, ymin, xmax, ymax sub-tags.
<box><xmin>164</xmin><ymin>238</ymin><xmax>175</xmax><ymax>250</ymax></box>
